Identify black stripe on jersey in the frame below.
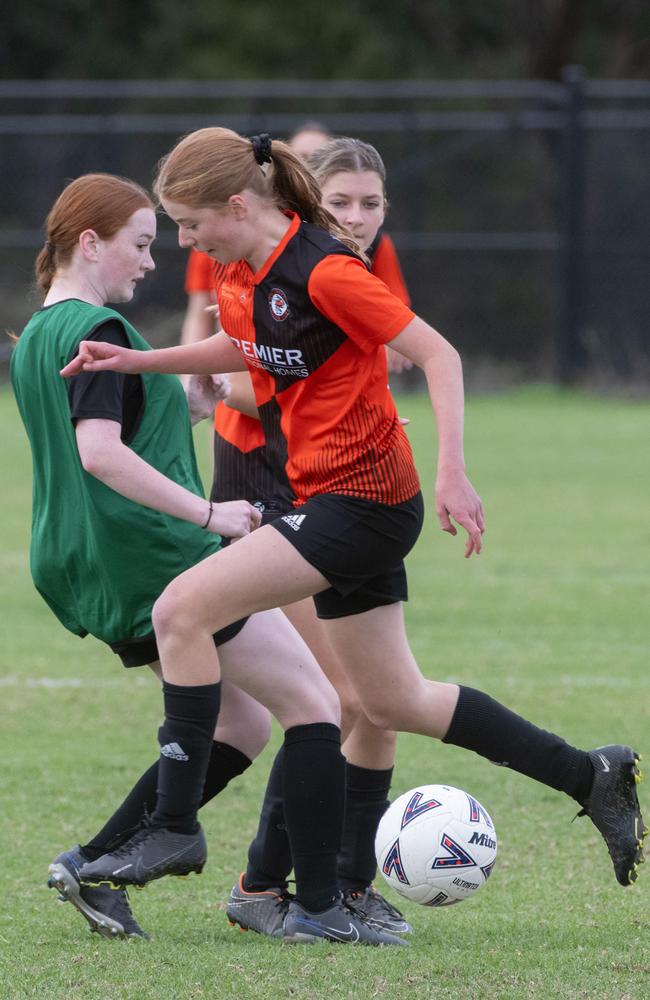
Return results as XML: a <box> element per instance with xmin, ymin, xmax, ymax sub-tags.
<box><xmin>251</xmin><ymin>223</ymin><xmax>360</xmax><ymax>395</ymax></box>
<box><xmin>255</xmin><ymin>396</ymin><xmax>294</xmax><ymax>501</ymax></box>
<box><xmin>210</xmin><ymin>431</ymin><xmax>294</xmax><ymax>507</ymax></box>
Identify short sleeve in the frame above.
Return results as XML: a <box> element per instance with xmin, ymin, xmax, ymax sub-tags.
<box><xmin>370</xmin><ymin>233</ymin><xmax>411</xmax><ymax>306</ymax></box>
<box><xmin>185</xmin><ymin>250</ymin><xmax>217</xmax><ymax>294</ymax></box>
<box><xmin>307</xmin><ymin>254</ymin><xmax>415</xmax><ymax>353</ymax></box>
<box><xmin>67</xmin><ymin>320</ymin><xmax>132</xmax><ymax>425</ymax></box>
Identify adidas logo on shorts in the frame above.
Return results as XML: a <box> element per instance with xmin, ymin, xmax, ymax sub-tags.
<box><xmin>160</xmin><ymin>742</ymin><xmax>189</xmax><ymax>761</ymax></box>
<box><xmin>281</xmin><ymin>513</ymin><xmax>306</xmax><ymax>532</ymax></box>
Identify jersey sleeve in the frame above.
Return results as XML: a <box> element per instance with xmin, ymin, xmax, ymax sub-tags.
<box><xmin>371</xmin><ymin>233</ymin><xmax>411</xmax><ymax>306</ymax></box>
<box><xmin>307</xmin><ymin>254</ymin><xmax>415</xmax><ymax>353</ymax></box>
<box><xmin>67</xmin><ymin>320</ymin><xmax>131</xmax><ymax>424</ymax></box>
<box><xmin>184</xmin><ymin>250</ymin><xmax>217</xmax><ymax>294</ymax></box>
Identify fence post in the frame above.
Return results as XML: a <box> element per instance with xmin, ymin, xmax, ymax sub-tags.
<box><xmin>557</xmin><ymin>64</ymin><xmax>587</xmax><ymax>382</ymax></box>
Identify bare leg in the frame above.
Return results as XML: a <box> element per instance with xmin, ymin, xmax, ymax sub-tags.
<box><xmin>151</xmin><ymin>525</ymin><xmax>329</xmax><ymax>685</ymax></box>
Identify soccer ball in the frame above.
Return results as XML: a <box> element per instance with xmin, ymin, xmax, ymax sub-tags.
<box><xmin>375</xmin><ymin>784</ymin><xmax>497</xmax><ymax>907</ymax></box>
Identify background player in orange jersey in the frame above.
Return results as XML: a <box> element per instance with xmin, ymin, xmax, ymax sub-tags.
<box><xmin>309</xmin><ymin>136</ymin><xmax>412</xmax><ymax>375</ymax></box>
<box><xmin>63</xmin><ymin>128</ymin><xmax>644</xmax><ymax>945</ymax></box>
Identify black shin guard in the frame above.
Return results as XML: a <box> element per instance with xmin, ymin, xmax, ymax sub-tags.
<box><xmin>443</xmin><ymin>686</ymin><xmax>594</xmax><ymax>803</ymax></box>
<box><xmin>151</xmin><ymin>680</ymin><xmax>222</xmax><ymax>833</ymax></box>
<box><xmin>282</xmin><ymin>723</ymin><xmax>346</xmax><ymax>913</ymax></box>
<box><xmin>338</xmin><ymin>764</ymin><xmax>393</xmax><ymax>892</ymax></box>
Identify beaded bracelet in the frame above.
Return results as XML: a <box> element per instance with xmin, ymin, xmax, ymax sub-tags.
<box><xmin>201</xmin><ymin>501</ymin><xmax>214</xmax><ymax>529</ymax></box>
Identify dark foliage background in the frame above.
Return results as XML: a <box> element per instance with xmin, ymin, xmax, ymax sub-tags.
<box><xmin>2</xmin><ymin>1</ymin><xmax>649</xmax><ymax>81</ymax></box>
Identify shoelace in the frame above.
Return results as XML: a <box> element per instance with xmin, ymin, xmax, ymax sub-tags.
<box><xmin>103</xmin><ymin>824</ymin><xmax>157</xmax><ymax>860</ymax></box>
<box><xmin>347</xmin><ymin>887</ymin><xmax>405</xmax><ymax>920</ymax></box>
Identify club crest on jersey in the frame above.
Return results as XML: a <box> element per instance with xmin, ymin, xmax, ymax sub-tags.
<box><xmin>269</xmin><ymin>287</ymin><xmax>290</xmax><ymax>321</ymax></box>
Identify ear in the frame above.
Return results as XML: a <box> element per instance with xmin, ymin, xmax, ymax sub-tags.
<box><xmin>79</xmin><ymin>229</ymin><xmax>100</xmax><ymax>261</ymax></box>
<box><xmin>228</xmin><ymin>194</ymin><xmax>248</xmax><ymax>220</ymax></box>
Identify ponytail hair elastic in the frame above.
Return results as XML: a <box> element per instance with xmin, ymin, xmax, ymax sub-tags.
<box><xmin>251</xmin><ymin>133</ymin><xmax>273</xmax><ymax>166</ymax></box>
<box><xmin>44</xmin><ymin>240</ymin><xmax>55</xmax><ymax>253</ymax></box>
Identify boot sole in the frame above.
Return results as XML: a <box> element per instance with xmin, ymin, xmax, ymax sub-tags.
<box><xmin>47</xmin><ymin>863</ymin><xmax>128</xmax><ymax>939</ymax></box>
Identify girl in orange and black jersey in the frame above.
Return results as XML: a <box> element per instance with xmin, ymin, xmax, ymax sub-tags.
<box><xmin>64</xmin><ymin>129</ymin><xmax>642</xmax><ymax>936</ymax></box>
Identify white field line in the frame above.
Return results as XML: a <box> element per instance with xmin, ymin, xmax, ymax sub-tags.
<box><xmin>0</xmin><ymin>675</ymin><xmax>151</xmax><ymax>688</ymax></box>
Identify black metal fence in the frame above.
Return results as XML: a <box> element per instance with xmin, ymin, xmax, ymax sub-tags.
<box><xmin>2</xmin><ymin>71</ymin><xmax>649</xmax><ymax>386</ymax></box>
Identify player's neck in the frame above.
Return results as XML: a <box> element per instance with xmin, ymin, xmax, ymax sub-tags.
<box><xmin>244</xmin><ymin>209</ymin><xmax>292</xmax><ymax>274</ymax></box>
<box><xmin>44</xmin><ymin>273</ymin><xmax>106</xmax><ymax>308</ymax></box>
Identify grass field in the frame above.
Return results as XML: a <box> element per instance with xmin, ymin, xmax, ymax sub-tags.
<box><xmin>1</xmin><ymin>383</ymin><xmax>649</xmax><ymax>1000</ymax></box>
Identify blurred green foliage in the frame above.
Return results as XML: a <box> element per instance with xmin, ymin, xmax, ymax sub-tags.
<box><xmin>2</xmin><ymin>0</ymin><xmax>649</xmax><ymax>80</ymax></box>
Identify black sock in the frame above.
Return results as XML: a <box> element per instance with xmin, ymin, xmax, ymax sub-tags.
<box><xmin>151</xmin><ymin>680</ymin><xmax>222</xmax><ymax>833</ymax></box>
<box><xmin>81</xmin><ymin>739</ymin><xmax>250</xmax><ymax>860</ymax></box>
<box><xmin>337</xmin><ymin>764</ymin><xmax>393</xmax><ymax>892</ymax></box>
<box><xmin>282</xmin><ymin>723</ymin><xmax>345</xmax><ymax>913</ymax></box>
<box><xmin>443</xmin><ymin>686</ymin><xmax>594</xmax><ymax>804</ymax></box>
<box><xmin>245</xmin><ymin>747</ymin><xmax>292</xmax><ymax>891</ymax></box>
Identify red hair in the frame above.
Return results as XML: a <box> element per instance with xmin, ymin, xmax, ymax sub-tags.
<box><xmin>35</xmin><ymin>173</ymin><xmax>153</xmax><ymax>294</ymax></box>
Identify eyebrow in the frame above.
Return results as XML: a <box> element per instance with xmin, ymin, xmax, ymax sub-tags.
<box><xmin>327</xmin><ymin>191</ymin><xmax>382</xmax><ymax>200</ymax></box>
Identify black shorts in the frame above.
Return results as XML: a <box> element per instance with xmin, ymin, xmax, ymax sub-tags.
<box><xmin>269</xmin><ymin>491</ymin><xmax>424</xmax><ymax>619</ymax></box>
<box><xmin>109</xmin><ymin>616</ymin><xmax>249</xmax><ymax>669</ymax></box>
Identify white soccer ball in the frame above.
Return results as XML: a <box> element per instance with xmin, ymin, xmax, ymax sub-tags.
<box><xmin>375</xmin><ymin>784</ymin><xmax>497</xmax><ymax>907</ymax></box>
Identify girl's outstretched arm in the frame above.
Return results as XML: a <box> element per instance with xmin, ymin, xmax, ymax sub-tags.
<box><xmin>61</xmin><ymin>330</ymin><xmax>245</xmax><ymax>378</ymax></box>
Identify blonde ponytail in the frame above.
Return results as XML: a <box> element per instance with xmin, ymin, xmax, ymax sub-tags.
<box><xmin>154</xmin><ymin>127</ymin><xmax>368</xmax><ymax>264</ymax></box>
<box><xmin>265</xmin><ymin>141</ymin><xmax>368</xmax><ymax>262</ymax></box>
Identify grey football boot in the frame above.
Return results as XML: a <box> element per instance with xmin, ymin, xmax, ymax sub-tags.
<box><xmin>226</xmin><ymin>873</ymin><xmax>293</xmax><ymax>937</ymax></box>
<box><xmin>342</xmin><ymin>885</ymin><xmax>412</xmax><ymax>934</ymax></box>
<box><xmin>79</xmin><ymin>824</ymin><xmax>206</xmax><ymax>888</ymax></box>
<box><xmin>48</xmin><ymin>846</ymin><xmax>147</xmax><ymax>939</ymax></box>
<box><xmin>283</xmin><ymin>895</ymin><xmax>407</xmax><ymax>946</ymax></box>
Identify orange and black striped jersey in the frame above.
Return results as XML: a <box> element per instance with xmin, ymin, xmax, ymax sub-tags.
<box><xmin>211</xmin><ymin>402</ymin><xmax>294</xmax><ymax>508</ymax></box>
<box><xmin>186</xmin><ymin>229</ymin><xmax>410</xmax><ymax>303</ymax></box>
<box><xmin>212</xmin><ymin>213</ymin><xmax>420</xmax><ymax>507</ymax></box>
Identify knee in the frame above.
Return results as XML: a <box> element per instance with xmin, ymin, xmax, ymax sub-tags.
<box><xmin>152</xmin><ymin>581</ymin><xmax>191</xmax><ymax>638</ymax></box>
<box><xmin>361</xmin><ymin>699</ymin><xmax>405</xmax><ymax>732</ymax></box>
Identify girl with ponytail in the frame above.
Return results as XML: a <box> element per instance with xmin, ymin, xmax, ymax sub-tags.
<box><xmin>12</xmin><ymin>172</ymin><xmax>360</xmax><ymax>945</ymax></box>
<box><xmin>62</xmin><ymin>131</ymin><xmax>644</xmax><ymax>940</ymax></box>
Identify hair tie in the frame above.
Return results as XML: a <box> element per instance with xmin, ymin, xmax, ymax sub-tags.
<box><xmin>44</xmin><ymin>240</ymin><xmax>55</xmax><ymax>253</ymax></box>
<box><xmin>251</xmin><ymin>133</ymin><xmax>273</xmax><ymax>166</ymax></box>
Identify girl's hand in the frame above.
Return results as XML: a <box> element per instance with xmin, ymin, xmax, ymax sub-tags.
<box><xmin>61</xmin><ymin>341</ymin><xmax>139</xmax><ymax>377</ymax></box>
<box><xmin>186</xmin><ymin>374</ymin><xmax>231</xmax><ymax>424</ymax></box>
<box><xmin>386</xmin><ymin>345</ymin><xmax>413</xmax><ymax>374</ymax></box>
<box><xmin>435</xmin><ymin>469</ymin><xmax>485</xmax><ymax>558</ymax></box>
<box><xmin>208</xmin><ymin>501</ymin><xmax>262</xmax><ymax>539</ymax></box>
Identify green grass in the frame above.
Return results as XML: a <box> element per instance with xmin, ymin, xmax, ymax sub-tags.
<box><xmin>1</xmin><ymin>384</ymin><xmax>649</xmax><ymax>1000</ymax></box>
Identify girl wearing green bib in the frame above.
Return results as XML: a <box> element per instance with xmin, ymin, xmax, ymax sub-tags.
<box><xmin>11</xmin><ymin>174</ymin><xmax>346</xmax><ymax>942</ymax></box>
